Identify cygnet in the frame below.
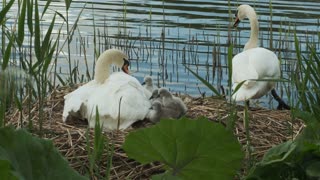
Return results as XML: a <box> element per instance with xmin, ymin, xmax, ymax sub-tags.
<box><xmin>147</xmin><ymin>101</ymin><xmax>177</xmax><ymax>123</ymax></box>
<box><xmin>149</xmin><ymin>89</ymin><xmax>162</xmax><ymax>103</ymax></box>
<box><xmin>158</xmin><ymin>88</ymin><xmax>187</xmax><ymax>118</ymax></box>
<box><xmin>142</xmin><ymin>76</ymin><xmax>153</xmax><ymax>93</ymax></box>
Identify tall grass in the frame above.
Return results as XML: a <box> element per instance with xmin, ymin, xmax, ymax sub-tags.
<box><xmin>0</xmin><ymin>0</ymin><xmax>114</xmax><ymax>178</ymax></box>
<box><xmin>293</xmin><ymin>33</ymin><xmax>320</xmax><ymax>117</ymax></box>
<box><xmin>85</xmin><ymin>108</ymin><xmax>111</xmax><ymax>178</ymax></box>
<box><xmin>65</xmin><ymin>0</ymin><xmax>73</xmax><ymax>84</ymax></box>
<box><xmin>1</xmin><ymin>1</ymin><xmax>319</xmax><ymax>179</ymax></box>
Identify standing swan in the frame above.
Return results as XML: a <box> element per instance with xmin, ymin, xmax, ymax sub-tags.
<box><xmin>63</xmin><ymin>49</ymin><xmax>151</xmax><ymax>130</ymax></box>
<box><xmin>232</xmin><ymin>5</ymin><xmax>290</xmax><ymax>109</ymax></box>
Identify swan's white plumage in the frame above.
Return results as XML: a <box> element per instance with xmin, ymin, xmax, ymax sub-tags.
<box><xmin>85</xmin><ymin>72</ymin><xmax>151</xmax><ymax>129</ymax></box>
<box><xmin>63</xmin><ymin>49</ymin><xmax>151</xmax><ymax>130</ymax></box>
<box><xmin>232</xmin><ymin>48</ymin><xmax>280</xmax><ymax>101</ymax></box>
<box><xmin>232</xmin><ymin>5</ymin><xmax>281</xmax><ymax>101</ymax></box>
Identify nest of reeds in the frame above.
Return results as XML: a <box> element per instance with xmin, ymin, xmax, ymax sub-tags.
<box><xmin>6</xmin><ymin>85</ymin><xmax>304</xmax><ymax>179</ymax></box>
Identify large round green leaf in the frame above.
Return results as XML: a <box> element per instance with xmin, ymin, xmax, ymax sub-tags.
<box><xmin>0</xmin><ymin>159</ymin><xmax>19</xmax><ymax>180</ymax></box>
<box><xmin>0</xmin><ymin>126</ymin><xmax>87</xmax><ymax>180</ymax></box>
<box><xmin>123</xmin><ymin>117</ymin><xmax>244</xmax><ymax>180</ymax></box>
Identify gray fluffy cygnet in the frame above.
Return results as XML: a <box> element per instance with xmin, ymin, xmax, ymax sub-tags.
<box><xmin>149</xmin><ymin>89</ymin><xmax>161</xmax><ymax>103</ymax></box>
<box><xmin>147</xmin><ymin>101</ymin><xmax>177</xmax><ymax>123</ymax></box>
<box><xmin>147</xmin><ymin>88</ymin><xmax>187</xmax><ymax>123</ymax></box>
<box><xmin>159</xmin><ymin>88</ymin><xmax>188</xmax><ymax>118</ymax></box>
<box><xmin>142</xmin><ymin>76</ymin><xmax>153</xmax><ymax>93</ymax></box>
<box><xmin>158</xmin><ymin>88</ymin><xmax>187</xmax><ymax>118</ymax></box>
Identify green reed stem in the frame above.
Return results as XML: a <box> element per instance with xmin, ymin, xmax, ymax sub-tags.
<box><xmin>1</xmin><ymin>0</ymin><xmax>7</xmax><ymax>57</ymax></box>
<box><xmin>269</xmin><ymin>0</ymin><xmax>273</xmax><ymax>50</ymax></box>
<box><xmin>244</xmin><ymin>103</ymin><xmax>252</xmax><ymax>168</ymax></box>
<box><xmin>65</xmin><ymin>0</ymin><xmax>72</xmax><ymax>84</ymax></box>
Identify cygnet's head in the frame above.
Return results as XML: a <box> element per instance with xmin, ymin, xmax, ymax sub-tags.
<box><xmin>142</xmin><ymin>76</ymin><xmax>153</xmax><ymax>86</ymax></box>
<box><xmin>158</xmin><ymin>88</ymin><xmax>172</xmax><ymax>98</ymax></box>
<box><xmin>234</xmin><ymin>4</ymin><xmax>256</xmax><ymax>27</ymax></box>
<box><xmin>150</xmin><ymin>89</ymin><xmax>159</xmax><ymax>100</ymax></box>
<box><xmin>95</xmin><ymin>49</ymin><xmax>130</xmax><ymax>83</ymax></box>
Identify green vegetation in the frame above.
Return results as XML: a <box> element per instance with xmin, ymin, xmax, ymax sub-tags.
<box><xmin>246</xmin><ymin>121</ymin><xmax>320</xmax><ymax>179</ymax></box>
<box><xmin>86</xmin><ymin>108</ymin><xmax>113</xmax><ymax>179</ymax></box>
<box><xmin>0</xmin><ymin>0</ymin><xmax>106</xmax><ymax>178</ymax></box>
<box><xmin>184</xmin><ymin>65</ymin><xmax>222</xmax><ymax>97</ymax></box>
<box><xmin>0</xmin><ymin>126</ymin><xmax>87</xmax><ymax>179</ymax></box>
<box><xmin>123</xmin><ymin>117</ymin><xmax>244</xmax><ymax>179</ymax></box>
<box><xmin>245</xmin><ymin>34</ymin><xmax>320</xmax><ymax>179</ymax></box>
<box><xmin>0</xmin><ymin>0</ymin><xmax>319</xmax><ymax>179</ymax></box>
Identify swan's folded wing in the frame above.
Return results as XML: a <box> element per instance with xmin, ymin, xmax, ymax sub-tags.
<box><xmin>62</xmin><ymin>82</ymin><xmax>95</xmax><ymax>122</ymax></box>
<box><xmin>247</xmin><ymin>48</ymin><xmax>281</xmax><ymax>78</ymax></box>
<box><xmin>119</xmin><ymin>84</ymin><xmax>151</xmax><ymax>127</ymax></box>
<box><xmin>232</xmin><ymin>52</ymin><xmax>259</xmax><ymax>86</ymax></box>
<box><xmin>86</xmin><ymin>73</ymin><xmax>151</xmax><ymax>130</ymax></box>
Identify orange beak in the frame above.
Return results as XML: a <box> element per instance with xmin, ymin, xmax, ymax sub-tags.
<box><xmin>234</xmin><ymin>17</ymin><xmax>241</xmax><ymax>28</ymax></box>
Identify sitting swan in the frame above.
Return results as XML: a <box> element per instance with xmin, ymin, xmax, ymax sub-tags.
<box><xmin>62</xmin><ymin>49</ymin><xmax>151</xmax><ymax>130</ymax></box>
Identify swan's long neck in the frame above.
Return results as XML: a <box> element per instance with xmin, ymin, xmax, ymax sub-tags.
<box><xmin>244</xmin><ymin>11</ymin><xmax>259</xmax><ymax>50</ymax></box>
<box><xmin>94</xmin><ymin>53</ymin><xmax>111</xmax><ymax>84</ymax></box>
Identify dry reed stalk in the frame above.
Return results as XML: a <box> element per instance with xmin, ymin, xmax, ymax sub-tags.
<box><xmin>5</xmin><ymin>85</ymin><xmax>304</xmax><ymax>179</ymax></box>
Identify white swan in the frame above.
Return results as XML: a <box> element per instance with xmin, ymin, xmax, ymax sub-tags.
<box><xmin>62</xmin><ymin>49</ymin><xmax>151</xmax><ymax>130</ymax></box>
<box><xmin>232</xmin><ymin>5</ymin><xmax>280</xmax><ymax>102</ymax></box>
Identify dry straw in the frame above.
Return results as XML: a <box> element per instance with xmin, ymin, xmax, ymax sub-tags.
<box><xmin>6</xmin><ymin>85</ymin><xmax>304</xmax><ymax>179</ymax></box>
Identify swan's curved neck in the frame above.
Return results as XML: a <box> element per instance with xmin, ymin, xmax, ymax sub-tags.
<box><xmin>240</xmin><ymin>5</ymin><xmax>259</xmax><ymax>51</ymax></box>
<box><xmin>244</xmin><ymin>16</ymin><xmax>259</xmax><ymax>50</ymax></box>
<box><xmin>94</xmin><ymin>53</ymin><xmax>111</xmax><ymax>83</ymax></box>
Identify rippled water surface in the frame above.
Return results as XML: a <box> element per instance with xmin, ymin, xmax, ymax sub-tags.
<box><xmin>3</xmin><ymin>0</ymin><xmax>320</xmax><ymax>108</ymax></box>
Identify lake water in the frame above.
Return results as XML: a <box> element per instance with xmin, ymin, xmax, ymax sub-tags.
<box><xmin>3</xmin><ymin>0</ymin><xmax>320</xmax><ymax>108</ymax></box>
